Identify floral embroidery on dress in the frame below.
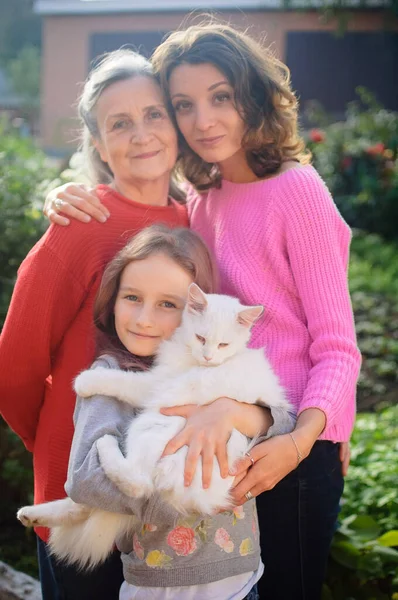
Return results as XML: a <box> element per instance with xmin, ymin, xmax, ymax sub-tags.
<box><xmin>133</xmin><ymin>533</ymin><xmax>144</xmax><ymax>560</ymax></box>
<box><xmin>145</xmin><ymin>549</ymin><xmax>173</xmax><ymax>568</ymax></box>
<box><xmin>232</xmin><ymin>505</ymin><xmax>245</xmax><ymax>525</ymax></box>
<box><xmin>239</xmin><ymin>537</ymin><xmax>254</xmax><ymax>556</ymax></box>
<box><xmin>167</xmin><ymin>526</ymin><xmax>197</xmax><ymax>556</ymax></box>
<box><xmin>214</xmin><ymin>528</ymin><xmax>235</xmax><ymax>553</ymax></box>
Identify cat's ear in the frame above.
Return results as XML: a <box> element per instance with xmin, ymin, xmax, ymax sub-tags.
<box><xmin>237</xmin><ymin>305</ymin><xmax>264</xmax><ymax>328</ymax></box>
<box><xmin>187</xmin><ymin>283</ymin><xmax>208</xmax><ymax>315</ymax></box>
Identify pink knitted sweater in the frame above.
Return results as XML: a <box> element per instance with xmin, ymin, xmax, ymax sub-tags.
<box><xmin>188</xmin><ymin>165</ymin><xmax>361</xmax><ymax>442</ymax></box>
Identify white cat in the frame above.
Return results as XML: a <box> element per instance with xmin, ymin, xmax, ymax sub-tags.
<box><xmin>17</xmin><ymin>284</ymin><xmax>295</xmax><ymax>569</ymax></box>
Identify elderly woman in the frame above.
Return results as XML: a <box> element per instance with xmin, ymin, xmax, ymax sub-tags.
<box><xmin>0</xmin><ymin>49</ymin><xmax>188</xmax><ymax>599</ymax></box>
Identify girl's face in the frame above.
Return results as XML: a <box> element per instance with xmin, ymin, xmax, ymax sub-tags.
<box><xmin>169</xmin><ymin>62</ymin><xmax>246</xmax><ymax>172</ymax></box>
<box><xmin>114</xmin><ymin>253</ymin><xmax>193</xmax><ymax>357</ymax></box>
<box><xmin>94</xmin><ymin>76</ymin><xmax>178</xmax><ymax>187</ymax></box>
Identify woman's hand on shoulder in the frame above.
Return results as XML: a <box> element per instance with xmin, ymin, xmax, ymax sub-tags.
<box><xmin>44</xmin><ymin>182</ymin><xmax>110</xmax><ymax>226</ymax></box>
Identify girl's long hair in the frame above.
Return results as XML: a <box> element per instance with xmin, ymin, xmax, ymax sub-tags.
<box><xmin>93</xmin><ymin>224</ymin><xmax>217</xmax><ymax>369</ymax></box>
<box><xmin>152</xmin><ymin>18</ymin><xmax>310</xmax><ymax>191</ymax></box>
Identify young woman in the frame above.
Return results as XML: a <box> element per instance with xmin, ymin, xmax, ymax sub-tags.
<box><xmin>43</xmin><ymin>20</ymin><xmax>360</xmax><ymax>600</ymax></box>
<box><xmin>65</xmin><ymin>223</ymin><xmax>280</xmax><ymax>600</ymax></box>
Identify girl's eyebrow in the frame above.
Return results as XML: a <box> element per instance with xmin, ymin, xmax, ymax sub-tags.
<box><xmin>171</xmin><ymin>80</ymin><xmax>230</xmax><ymax>100</ymax></box>
<box><xmin>119</xmin><ymin>286</ymin><xmax>185</xmax><ymax>303</ymax></box>
<box><xmin>162</xmin><ymin>293</ymin><xmax>186</xmax><ymax>303</ymax></box>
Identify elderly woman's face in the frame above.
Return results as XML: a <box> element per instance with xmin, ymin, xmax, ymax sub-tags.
<box><xmin>94</xmin><ymin>76</ymin><xmax>178</xmax><ymax>186</ymax></box>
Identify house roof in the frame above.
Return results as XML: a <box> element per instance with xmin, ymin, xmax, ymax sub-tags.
<box><xmin>34</xmin><ymin>0</ymin><xmax>390</xmax><ymax>15</ymax></box>
<box><xmin>34</xmin><ymin>0</ymin><xmax>277</xmax><ymax>15</ymax></box>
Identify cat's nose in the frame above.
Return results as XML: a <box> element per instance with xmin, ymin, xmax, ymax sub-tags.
<box><xmin>203</xmin><ymin>355</ymin><xmax>212</xmax><ymax>362</ymax></box>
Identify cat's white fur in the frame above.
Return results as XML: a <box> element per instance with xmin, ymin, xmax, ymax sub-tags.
<box><xmin>17</xmin><ymin>284</ymin><xmax>293</xmax><ymax>569</ymax></box>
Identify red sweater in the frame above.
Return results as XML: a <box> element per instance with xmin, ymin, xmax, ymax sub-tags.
<box><xmin>0</xmin><ymin>185</ymin><xmax>188</xmax><ymax>540</ymax></box>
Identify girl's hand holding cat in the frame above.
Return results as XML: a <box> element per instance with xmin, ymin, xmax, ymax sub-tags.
<box><xmin>160</xmin><ymin>399</ymin><xmax>236</xmax><ymax>489</ymax></box>
<box><xmin>160</xmin><ymin>399</ymin><xmax>272</xmax><ymax>489</ymax></box>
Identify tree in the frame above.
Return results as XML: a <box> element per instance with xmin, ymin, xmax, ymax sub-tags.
<box><xmin>0</xmin><ymin>0</ymin><xmax>41</xmax><ymax>66</ymax></box>
<box><xmin>7</xmin><ymin>46</ymin><xmax>40</xmax><ymax>113</ymax></box>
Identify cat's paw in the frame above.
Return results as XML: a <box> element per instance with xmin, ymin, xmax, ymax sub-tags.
<box><xmin>17</xmin><ymin>506</ymin><xmax>44</xmax><ymax>527</ymax></box>
<box><xmin>96</xmin><ymin>434</ymin><xmax>118</xmax><ymax>457</ymax></box>
<box><xmin>74</xmin><ymin>368</ymin><xmax>105</xmax><ymax>398</ymax></box>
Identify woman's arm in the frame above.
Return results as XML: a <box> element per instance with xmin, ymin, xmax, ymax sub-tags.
<box><xmin>44</xmin><ymin>183</ymin><xmax>109</xmax><ymax>226</ymax></box>
<box><xmin>230</xmin><ymin>408</ymin><xmax>325</xmax><ymax>505</ymax></box>
<box><xmin>282</xmin><ymin>168</ymin><xmax>361</xmax><ymax>432</ymax></box>
<box><xmin>0</xmin><ymin>234</ymin><xmax>89</xmax><ymax>450</ymax></box>
<box><xmin>231</xmin><ymin>170</ymin><xmax>361</xmax><ymax>502</ymax></box>
<box><xmin>66</xmin><ymin>385</ymin><xmax>180</xmax><ymax>527</ymax></box>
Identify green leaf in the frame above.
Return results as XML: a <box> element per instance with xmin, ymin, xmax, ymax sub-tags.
<box><xmin>330</xmin><ymin>541</ymin><xmax>361</xmax><ymax>569</ymax></box>
<box><xmin>373</xmin><ymin>545</ymin><xmax>398</xmax><ymax>563</ymax></box>
<box><xmin>346</xmin><ymin>515</ymin><xmax>381</xmax><ymax>541</ymax></box>
<box><xmin>377</xmin><ymin>531</ymin><xmax>398</xmax><ymax>547</ymax></box>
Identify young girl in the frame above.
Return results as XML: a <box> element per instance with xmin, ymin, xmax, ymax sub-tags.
<box><xmin>44</xmin><ymin>19</ymin><xmax>361</xmax><ymax>600</ymax></box>
<box><xmin>66</xmin><ymin>223</ymin><xmax>280</xmax><ymax>600</ymax></box>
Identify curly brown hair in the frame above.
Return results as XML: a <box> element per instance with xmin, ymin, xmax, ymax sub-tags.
<box><xmin>152</xmin><ymin>18</ymin><xmax>310</xmax><ymax>191</ymax></box>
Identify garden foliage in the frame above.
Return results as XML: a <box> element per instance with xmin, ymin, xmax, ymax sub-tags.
<box><xmin>324</xmin><ymin>406</ymin><xmax>398</xmax><ymax>600</ymax></box>
<box><xmin>307</xmin><ymin>88</ymin><xmax>398</xmax><ymax>241</ymax></box>
<box><xmin>349</xmin><ymin>232</ymin><xmax>398</xmax><ymax>410</ymax></box>
<box><xmin>0</xmin><ymin>122</ymin><xmax>53</xmax><ymax>576</ymax></box>
<box><xmin>0</xmin><ymin>120</ymin><xmax>52</xmax><ymax>327</ymax></box>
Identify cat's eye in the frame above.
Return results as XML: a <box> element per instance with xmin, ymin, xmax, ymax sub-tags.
<box><xmin>196</xmin><ymin>334</ymin><xmax>205</xmax><ymax>345</ymax></box>
<box><xmin>218</xmin><ymin>343</ymin><xmax>229</xmax><ymax>348</ymax></box>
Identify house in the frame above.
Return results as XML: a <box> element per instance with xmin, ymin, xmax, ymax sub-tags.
<box><xmin>34</xmin><ymin>0</ymin><xmax>398</xmax><ymax>154</ymax></box>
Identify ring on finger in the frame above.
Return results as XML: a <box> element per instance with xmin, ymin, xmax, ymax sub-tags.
<box><xmin>53</xmin><ymin>198</ymin><xmax>66</xmax><ymax>211</ymax></box>
<box><xmin>245</xmin><ymin>450</ymin><xmax>255</xmax><ymax>467</ymax></box>
<box><xmin>244</xmin><ymin>490</ymin><xmax>254</xmax><ymax>501</ymax></box>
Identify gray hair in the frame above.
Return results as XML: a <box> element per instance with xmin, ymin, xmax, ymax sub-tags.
<box><xmin>78</xmin><ymin>49</ymin><xmax>154</xmax><ymax>184</ymax></box>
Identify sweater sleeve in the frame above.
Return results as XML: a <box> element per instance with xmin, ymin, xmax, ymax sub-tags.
<box><xmin>0</xmin><ymin>234</ymin><xmax>88</xmax><ymax>450</ymax></box>
<box><xmin>65</xmin><ymin>359</ymin><xmax>180</xmax><ymax>528</ymax></box>
<box><xmin>277</xmin><ymin>168</ymin><xmax>361</xmax><ymax>429</ymax></box>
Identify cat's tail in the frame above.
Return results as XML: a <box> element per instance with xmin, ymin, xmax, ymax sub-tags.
<box><xmin>49</xmin><ymin>509</ymin><xmax>136</xmax><ymax>570</ymax></box>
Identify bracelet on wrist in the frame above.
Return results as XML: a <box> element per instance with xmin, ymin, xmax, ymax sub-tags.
<box><xmin>288</xmin><ymin>432</ymin><xmax>303</xmax><ymax>468</ymax></box>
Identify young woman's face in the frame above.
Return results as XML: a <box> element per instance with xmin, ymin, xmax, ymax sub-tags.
<box><xmin>94</xmin><ymin>76</ymin><xmax>178</xmax><ymax>186</ymax></box>
<box><xmin>114</xmin><ymin>253</ymin><xmax>193</xmax><ymax>357</ymax></box>
<box><xmin>169</xmin><ymin>62</ymin><xmax>246</xmax><ymax>167</ymax></box>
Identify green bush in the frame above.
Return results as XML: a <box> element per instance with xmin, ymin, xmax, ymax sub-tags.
<box><xmin>349</xmin><ymin>231</ymin><xmax>398</xmax><ymax>410</ymax></box>
<box><xmin>0</xmin><ymin>120</ymin><xmax>53</xmax><ymax>327</ymax></box>
<box><xmin>324</xmin><ymin>406</ymin><xmax>398</xmax><ymax>600</ymax></box>
<box><xmin>306</xmin><ymin>88</ymin><xmax>398</xmax><ymax>241</ymax></box>
<box><xmin>0</xmin><ymin>123</ymin><xmax>56</xmax><ymax>577</ymax></box>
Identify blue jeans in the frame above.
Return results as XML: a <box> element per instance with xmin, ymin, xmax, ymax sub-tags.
<box><xmin>256</xmin><ymin>441</ymin><xmax>344</xmax><ymax>600</ymax></box>
<box><xmin>37</xmin><ymin>536</ymin><xmax>124</xmax><ymax>600</ymax></box>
